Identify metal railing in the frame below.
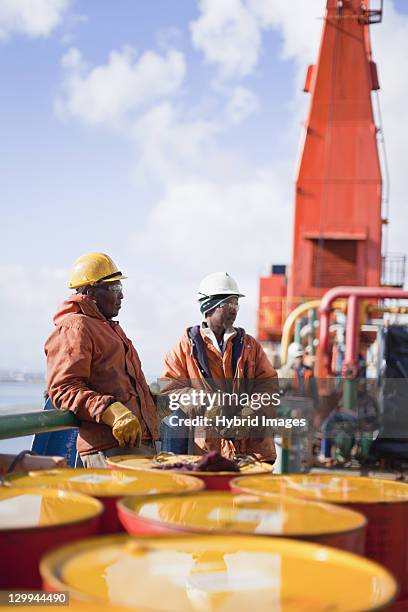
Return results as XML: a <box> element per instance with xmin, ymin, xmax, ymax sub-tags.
<box><xmin>366</xmin><ymin>0</ymin><xmax>383</xmax><ymax>24</ymax></box>
<box><xmin>0</xmin><ymin>410</ymin><xmax>79</xmax><ymax>440</ymax></box>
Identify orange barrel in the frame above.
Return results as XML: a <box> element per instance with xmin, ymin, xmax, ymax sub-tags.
<box><xmin>231</xmin><ymin>474</ymin><xmax>408</xmax><ymax>601</ymax></box>
<box><xmin>5</xmin><ymin>468</ymin><xmax>203</xmax><ymax>534</ymax></box>
<box><xmin>40</xmin><ymin>533</ymin><xmax>397</xmax><ymax>611</ymax></box>
<box><xmin>106</xmin><ymin>454</ymin><xmax>273</xmax><ymax>490</ymax></box>
<box><xmin>118</xmin><ymin>491</ymin><xmax>366</xmax><ymax>554</ymax></box>
<box><xmin>0</xmin><ymin>487</ymin><xmax>102</xmax><ymax>590</ymax></box>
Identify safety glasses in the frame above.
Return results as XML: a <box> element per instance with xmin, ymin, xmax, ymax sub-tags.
<box><xmin>97</xmin><ymin>283</ymin><xmax>123</xmax><ymax>293</ymax></box>
<box><xmin>218</xmin><ymin>300</ymin><xmax>239</xmax><ymax>311</ymax></box>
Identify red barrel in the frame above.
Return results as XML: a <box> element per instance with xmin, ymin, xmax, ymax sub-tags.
<box><xmin>0</xmin><ymin>487</ymin><xmax>102</xmax><ymax>589</ymax></box>
<box><xmin>106</xmin><ymin>454</ymin><xmax>273</xmax><ymax>490</ymax></box>
<box><xmin>6</xmin><ymin>468</ymin><xmax>203</xmax><ymax>534</ymax></box>
<box><xmin>232</xmin><ymin>473</ymin><xmax>408</xmax><ymax>601</ymax></box>
<box><xmin>117</xmin><ymin>491</ymin><xmax>367</xmax><ymax>554</ymax></box>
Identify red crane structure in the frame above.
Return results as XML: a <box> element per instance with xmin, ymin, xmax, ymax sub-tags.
<box><xmin>257</xmin><ymin>0</ymin><xmax>403</xmax><ymax>346</ymax></box>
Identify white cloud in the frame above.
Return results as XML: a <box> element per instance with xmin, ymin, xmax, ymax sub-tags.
<box><xmin>129</xmin><ymin>101</ymin><xmax>222</xmax><ymax>185</ymax></box>
<box><xmin>190</xmin><ymin>0</ymin><xmax>323</xmax><ymax>81</ymax></box>
<box><xmin>247</xmin><ymin>0</ymin><xmax>323</xmax><ymax>65</ymax></box>
<box><xmin>0</xmin><ymin>0</ymin><xmax>70</xmax><ymax>42</ymax></box>
<box><xmin>156</xmin><ymin>26</ymin><xmax>183</xmax><ymax>51</ymax></box>
<box><xmin>226</xmin><ymin>86</ymin><xmax>259</xmax><ymax>124</ymax></box>
<box><xmin>0</xmin><ymin>265</ymin><xmax>68</xmax><ymax>372</ymax></box>
<box><xmin>60</xmin><ymin>12</ymin><xmax>88</xmax><ymax>46</ymax></box>
<box><xmin>132</xmin><ymin>170</ymin><xmax>290</xmax><ymax>269</ymax></box>
<box><xmin>190</xmin><ymin>0</ymin><xmax>261</xmax><ymax>78</ymax></box>
<box><xmin>247</xmin><ymin>0</ymin><xmax>324</xmax><ymax>128</ymax></box>
<box><xmin>56</xmin><ymin>46</ymin><xmax>186</xmax><ymax>126</ymax></box>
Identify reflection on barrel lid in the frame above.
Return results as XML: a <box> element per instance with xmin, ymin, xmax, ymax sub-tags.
<box><xmin>0</xmin><ymin>487</ymin><xmax>102</xmax><ymax>530</ymax></box>
<box><xmin>40</xmin><ymin>533</ymin><xmax>397</xmax><ymax>611</ymax></box>
<box><xmin>119</xmin><ymin>491</ymin><xmax>366</xmax><ymax>536</ymax></box>
<box><xmin>231</xmin><ymin>474</ymin><xmax>408</xmax><ymax>503</ymax></box>
<box><xmin>5</xmin><ymin>468</ymin><xmax>203</xmax><ymax>497</ymax></box>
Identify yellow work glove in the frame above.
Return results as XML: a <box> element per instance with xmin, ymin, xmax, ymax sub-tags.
<box><xmin>101</xmin><ymin>402</ymin><xmax>142</xmax><ymax>448</ymax></box>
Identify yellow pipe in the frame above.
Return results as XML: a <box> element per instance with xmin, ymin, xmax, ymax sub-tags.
<box><xmin>367</xmin><ymin>306</ymin><xmax>408</xmax><ymax>314</ymax></box>
<box><xmin>281</xmin><ymin>300</ymin><xmax>321</xmax><ymax>365</ymax></box>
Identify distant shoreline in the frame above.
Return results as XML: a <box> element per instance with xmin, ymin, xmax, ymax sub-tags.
<box><xmin>0</xmin><ymin>377</ymin><xmax>44</xmax><ymax>384</ymax></box>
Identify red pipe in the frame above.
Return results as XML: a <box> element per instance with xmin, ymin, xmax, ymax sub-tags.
<box><xmin>318</xmin><ymin>286</ymin><xmax>408</xmax><ymax>376</ymax></box>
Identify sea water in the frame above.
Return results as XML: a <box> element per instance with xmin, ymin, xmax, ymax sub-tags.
<box><xmin>0</xmin><ymin>382</ymin><xmax>45</xmax><ymax>454</ymax></box>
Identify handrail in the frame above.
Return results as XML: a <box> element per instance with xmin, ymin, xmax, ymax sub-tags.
<box><xmin>0</xmin><ymin>410</ymin><xmax>79</xmax><ymax>440</ymax></box>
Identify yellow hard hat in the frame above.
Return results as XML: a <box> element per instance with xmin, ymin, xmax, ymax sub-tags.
<box><xmin>69</xmin><ymin>252</ymin><xmax>127</xmax><ymax>289</ymax></box>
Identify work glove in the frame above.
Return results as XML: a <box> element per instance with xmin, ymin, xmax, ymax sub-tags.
<box><xmin>220</xmin><ymin>406</ymin><xmax>258</xmax><ymax>440</ymax></box>
<box><xmin>101</xmin><ymin>402</ymin><xmax>142</xmax><ymax>448</ymax></box>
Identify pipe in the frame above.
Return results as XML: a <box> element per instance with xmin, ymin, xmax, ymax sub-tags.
<box><xmin>318</xmin><ymin>286</ymin><xmax>408</xmax><ymax>376</ymax></box>
<box><xmin>0</xmin><ymin>409</ymin><xmax>79</xmax><ymax>440</ymax></box>
<box><xmin>308</xmin><ymin>307</ymin><xmax>317</xmax><ymax>356</ymax></box>
<box><xmin>294</xmin><ymin>319</ymin><xmax>302</xmax><ymax>344</ymax></box>
<box><xmin>367</xmin><ymin>306</ymin><xmax>408</xmax><ymax>314</ymax></box>
<box><xmin>281</xmin><ymin>300</ymin><xmax>321</xmax><ymax>364</ymax></box>
<box><xmin>344</xmin><ymin>295</ymin><xmax>359</xmax><ymax>366</ymax></box>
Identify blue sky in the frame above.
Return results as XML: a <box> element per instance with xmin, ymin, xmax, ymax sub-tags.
<box><xmin>2</xmin><ymin>0</ymin><xmax>408</xmax><ymax>378</ymax></box>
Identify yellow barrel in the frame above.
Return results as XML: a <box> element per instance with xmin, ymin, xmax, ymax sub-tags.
<box><xmin>0</xmin><ymin>487</ymin><xmax>102</xmax><ymax>589</ymax></box>
<box><xmin>40</xmin><ymin>533</ymin><xmax>396</xmax><ymax>611</ymax></box>
<box><xmin>5</xmin><ymin>467</ymin><xmax>204</xmax><ymax>497</ymax></box>
<box><xmin>5</xmin><ymin>468</ymin><xmax>204</xmax><ymax>533</ymax></box>
<box><xmin>231</xmin><ymin>474</ymin><xmax>408</xmax><ymax>601</ymax></box>
<box><xmin>118</xmin><ymin>491</ymin><xmax>366</xmax><ymax>553</ymax></box>
<box><xmin>231</xmin><ymin>474</ymin><xmax>408</xmax><ymax>504</ymax></box>
<box><xmin>106</xmin><ymin>454</ymin><xmax>272</xmax><ymax>490</ymax></box>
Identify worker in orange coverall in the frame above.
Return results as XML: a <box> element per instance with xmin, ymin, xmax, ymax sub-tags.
<box><xmin>44</xmin><ymin>252</ymin><xmax>158</xmax><ymax>468</ymax></box>
<box><xmin>160</xmin><ymin>272</ymin><xmax>278</xmax><ymax>462</ymax></box>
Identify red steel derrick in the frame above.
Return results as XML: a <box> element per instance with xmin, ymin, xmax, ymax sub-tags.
<box><xmin>258</xmin><ymin>0</ymin><xmax>385</xmax><ymax>343</ymax></box>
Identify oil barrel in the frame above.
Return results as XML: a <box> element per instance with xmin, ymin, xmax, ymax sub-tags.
<box><xmin>40</xmin><ymin>533</ymin><xmax>396</xmax><ymax>611</ymax></box>
<box><xmin>231</xmin><ymin>473</ymin><xmax>408</xmax><ymax>601</ymax></box>
<box><xmin>0</xmin><ymin>486</ymin><xmax>102</xmax><ymax>589</ymax></box>
<box><xmin>5</xmin><ymin>468</ymin><xmax>203</xmax><ymax>534</ymax></box>
<box><xmin>106</xmin><ymin>453</ymin><xmax>272</xmax><ymax>490</ymax></box>
<box><xmin>118</xmin><ymin>490</ymin><xmax>366</xmax><ymax>554</ymax></box>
